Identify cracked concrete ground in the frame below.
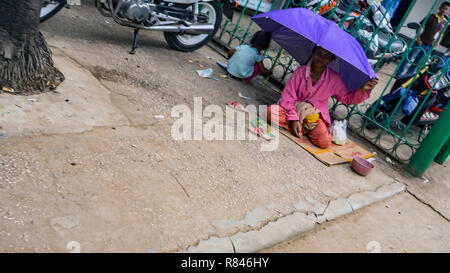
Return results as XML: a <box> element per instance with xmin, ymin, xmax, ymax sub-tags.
<box><xmin>0</xmin><ymin>52</ymin><xmax>403</xmax><ymax>252</ymax></box>
<box><xmin>263</xmin><ymin>192</ymin><xmax>450</xmax><ymax>253</ymax></box>
<box><xmin>0</xmin><ymin>1</ymin><xmax>448</xmax><ymax>252</ymax></box>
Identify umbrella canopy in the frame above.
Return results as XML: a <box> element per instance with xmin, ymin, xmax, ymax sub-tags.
<box><xmin>252</xmin><ymin>8</ymin><xmax>377</xmax><ymax>91</ymax></box>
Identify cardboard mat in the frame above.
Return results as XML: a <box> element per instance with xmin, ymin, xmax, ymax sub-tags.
<box><xmin>279</xmin><ymin>127</ymin><xmax>375</xmax><ymax>166</ymax></box>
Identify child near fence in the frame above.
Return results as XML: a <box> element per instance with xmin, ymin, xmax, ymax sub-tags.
<box><xmin>226</xmin><ymin>31</ymin><xmax>272</xmax><ymax>83</ymax></box>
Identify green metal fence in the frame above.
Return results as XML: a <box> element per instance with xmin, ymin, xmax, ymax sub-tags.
<box><xmin>214</xmin><ymin>0</ymin><xmax>450</xmax><ymax>163</ymax></box>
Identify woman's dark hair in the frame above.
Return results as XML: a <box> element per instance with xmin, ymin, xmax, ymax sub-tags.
<box><xmin>250</xmin><ymin>31</ymin><xmax>272</xmax><ymax>51</ymax></box>
<box><xmin>312</xmin><ymin>45</ymin><xmax>336</xmax><ymax>61</ymax></box>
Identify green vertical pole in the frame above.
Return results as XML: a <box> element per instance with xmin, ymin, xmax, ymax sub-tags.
<box><xmin>408</xmin><ymin>103</ymin><xmax>450</xmax><ymax>177</ymax></box>
<box><xmin>435</xmin><ymin>139</ymin><xmax>450</xmax><ymax>164</ymax></box>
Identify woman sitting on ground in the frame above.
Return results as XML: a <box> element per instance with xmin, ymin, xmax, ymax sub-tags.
<box><xmin>267</xmin><ymin>46</ymin><xmax>378</xmax><ymax>149</ymax></box>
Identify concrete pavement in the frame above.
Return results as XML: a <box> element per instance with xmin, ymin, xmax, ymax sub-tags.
<box><xmin>0</xmin><ymin>1</ymin><xmax>448</xmax><ymax>252</ymax></box>
<box><xmin>262</xmin><ymin>192</ymin><xmax>450</xmax><ymax>253</ymax></box>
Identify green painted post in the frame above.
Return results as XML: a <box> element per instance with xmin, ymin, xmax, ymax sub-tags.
<box><xmin>435</xmin><ymin>139</ymin><xmax>450</xmax><ymax>164</ymax></box>
<box><xmin>408</xmin><ymin>103</ymin><xmax>450</xmax><ymax>177</ymax></box>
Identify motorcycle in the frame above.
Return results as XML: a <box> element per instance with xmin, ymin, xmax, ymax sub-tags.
<box><xmin>365</xmin><ymin>54</ymin><xmax>450</xmax><ymax>140</ymax></box>
<box><xmin>302</xmin><ymin>0</ymin><xmax>407</xmax><ymax>68</ymax></box>
<box><xmin>344</xmin><ymin>0</ymin><xmax>406</xmax><ymax>68</ymax></box>
<box><xmin>40</xmin><ymin>0</ymin><xmax>236</xmax><ymax>53</ymax></box>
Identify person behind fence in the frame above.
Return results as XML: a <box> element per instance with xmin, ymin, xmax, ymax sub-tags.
<box><xmin>226</xmin><ymin>30</ymin><xmax>272</xmax><ymax>83</ymax></box>
<box><xmin>267</xmin><ymin>46</ymin><xmax>378</xmax><ymax>149</ymax></box>
<box><xmin>395</xmin><ymin>1</ymin><xmax>449</xmax><ymax>78</ymax></box>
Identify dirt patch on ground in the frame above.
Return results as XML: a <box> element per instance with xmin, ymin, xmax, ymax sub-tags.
<box><xmin>89</xmin><ymin>65</ymin><xmax>163</xmax><ymax>90</ymax></box>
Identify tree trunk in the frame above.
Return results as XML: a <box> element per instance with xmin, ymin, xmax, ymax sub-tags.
<box><xmin>0</xmin><ymin>0</ymin><xmax>64</xmax><ymax>95</ymax></box>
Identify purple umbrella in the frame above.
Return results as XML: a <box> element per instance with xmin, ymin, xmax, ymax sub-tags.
<box><xmin>252</xmin><ymin>8</ymin><xmax>377</xmax><ymax>91</ymax></box>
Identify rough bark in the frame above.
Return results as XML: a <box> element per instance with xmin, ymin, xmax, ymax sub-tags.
<box><xmin>0</xmin><ymin>0</ymin><xmax>64</xmax><ymax>95</ymax></box>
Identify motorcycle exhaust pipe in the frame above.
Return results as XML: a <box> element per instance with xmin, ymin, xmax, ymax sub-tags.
<box><xmin>145</xmin><ymin>24</ymin><xmax>215</xmax><ymax>34</ymax></box>
<box><xmin>108</xmin><ymin>0</ymin><xmax>214</xmax><ymax>34</ymax></box>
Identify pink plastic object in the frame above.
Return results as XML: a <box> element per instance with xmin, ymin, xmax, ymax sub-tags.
<box><xmin>226</xmin><ymin>101</ymin><xmax>248</xmax><ymax>112</ymax></box>
<box><xmin>351</xmin><ymin>156</ymin><xmax>374</xmax><ymax>176</ymax></box>
<box><xmin>249</xmin><ymin>126</ymin><xmax>272</xmax><ymax>141</ymax></box>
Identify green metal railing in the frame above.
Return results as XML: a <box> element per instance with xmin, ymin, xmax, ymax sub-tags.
<box><xmin>213</xmin><ymin>0</ymin><xmax>450</xmax><ymax>164</ymax></box>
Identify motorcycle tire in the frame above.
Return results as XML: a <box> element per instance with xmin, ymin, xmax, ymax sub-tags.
<box><xmin>163</xmin><ymin>0</ymin><xmax>222</xmax><ymax>52</ymax></box>
<box><xmin>40</xmin><ymin>0</ymin><xmax>67</xmax><ymax>23</ymax></box>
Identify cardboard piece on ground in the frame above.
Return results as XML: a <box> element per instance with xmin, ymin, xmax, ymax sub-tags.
<box><xmin>279</xmin><ymin>127</ymin><xmax>374</xmax><ymax>166</ymax></box>
<box><xmin>328</xmin><ymin>139</ymin><xmax>375</xmax><ymax>161</ymax></box>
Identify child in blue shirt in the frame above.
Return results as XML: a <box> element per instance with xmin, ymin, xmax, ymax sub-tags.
<box><xmin>227</xmin><ymin>31</ymin><xmax>272</xmax><ymax>83</ymax></box>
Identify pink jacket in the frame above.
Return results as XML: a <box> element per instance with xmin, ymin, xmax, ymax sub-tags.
<box><xmin>280</xmin><ymin>63</ymin><xmax>370</xmax><ymax>127</ymax></box>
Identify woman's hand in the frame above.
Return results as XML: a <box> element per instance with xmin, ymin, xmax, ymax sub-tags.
<box><xmin>361</xmin><ymin>78</ymin><xmax>379</xmax><ymax>93</ymax></box>
<box><xmin>290</xmin><ymin>120</ymin><xmax>302</xmax><ymax>137</ymax></box>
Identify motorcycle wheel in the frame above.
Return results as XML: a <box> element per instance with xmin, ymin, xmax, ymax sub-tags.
<box><xmin>164</xmin><ymin>0</ymin><xmax>222</xmax><ymax>52</ymax></box>
<box><xmin>40</xmin><ymin>0</ymin><xmax>66</xmax><ymax>23</ymax></box>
